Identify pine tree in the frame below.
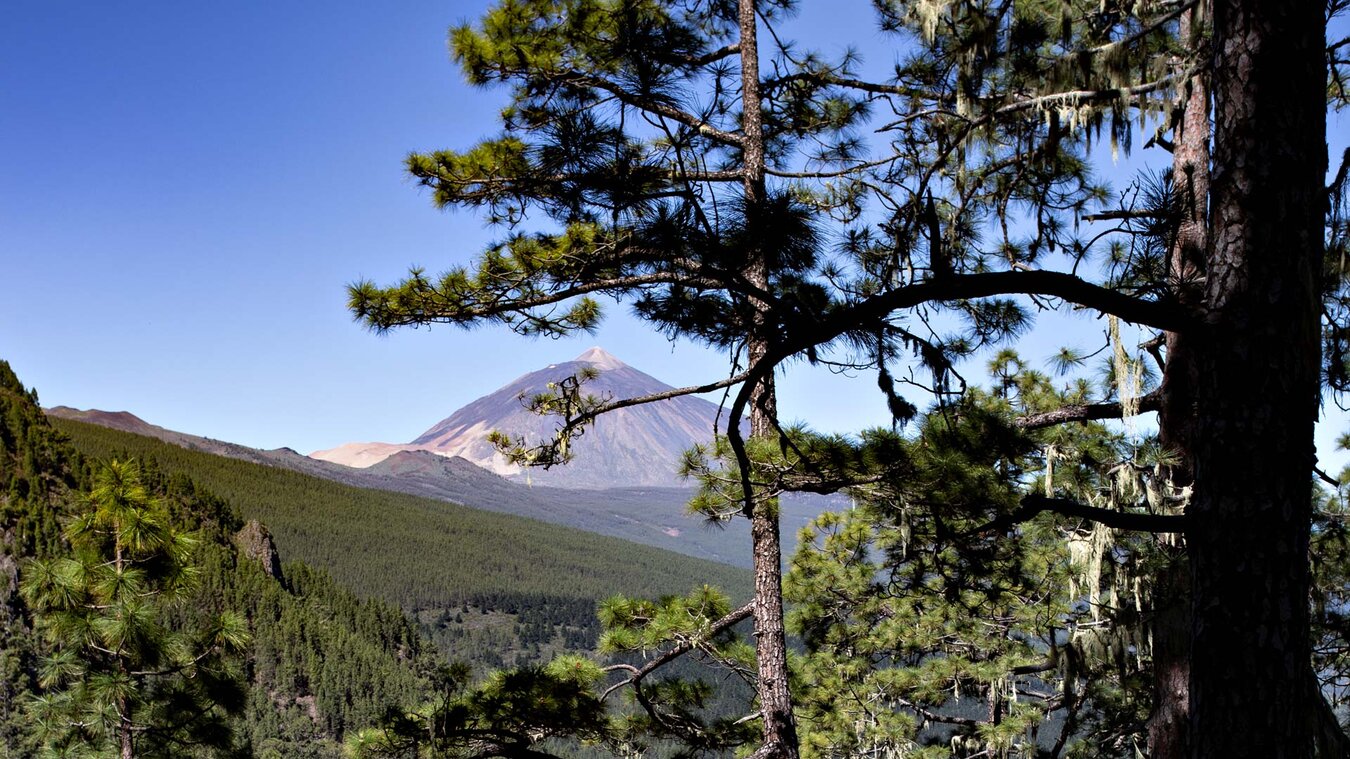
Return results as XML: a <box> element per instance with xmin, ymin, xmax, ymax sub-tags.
<box><xmin>20</xmin><ymin>460</ymin><xmax>248</xmax><ymax>759</ymax></box>
<box><xmin>347</xmin><ymin>658</ymin><xmax>612</xmax><ymax>759</ymax></box>
<box><xmin>350</xmin><ymin>0</ymin><xmax>1343</xmax><ymax>755</ymax></box>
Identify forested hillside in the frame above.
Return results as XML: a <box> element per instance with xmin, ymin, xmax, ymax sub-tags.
<box><xmin>122</xmin><ymin>470</ymin><xmax>430</xmax><ymax>758</ymax></box>
<box><xmin>51</xmin><ymin>417</ymin><xmax>751</xmax><ymax>663</ymax></box>
<box><xmin>0</xmin><ymin>361</ymin><xmax>434</xmax><ymax>756</ymax></box>
<box><xmin>0</xmin><ymin>361</ymin><xmax>73</xmax><ymax>756</ymax></box>
<box><xmin>4</xmin><ymin>361</ymin><xmax>756</xmax><ymax>756</ymax></box>
<box><xmin>43</xmin><ymin>406</ymin><xmax>826</xmax><ymax>569</ymax></box>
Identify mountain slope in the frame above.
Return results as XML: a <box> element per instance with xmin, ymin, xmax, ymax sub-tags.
<box><xmin>5</xmin><ymin>366</ymin><xmax>432</xmax><ymax>756</ymax></box>
<box><xmin>314</xmin><ymin>347</ymin><xmax>732</xmax><ymax>488</ymax></box>
<box><xmin>51</xmin><ymin>417</ymin><xmax>752</xmax><ymax>610</ymax></box>
<box><xmin>47</xmin><ymin>404</ymin><xmax>835</xmax><ymax>568</ymax></box>
<box><xmin>47</xmin><ymin>407</ymin><xmax>829</xmax><ymax>568</ymax></box>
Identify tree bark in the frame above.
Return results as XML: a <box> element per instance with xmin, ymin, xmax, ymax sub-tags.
<box><xmin>120</xmin><ymin>696</ymin><xmax>134</xmax><ymax>759</ymax></box>
<box><xmin>737</xmin><ymin>1</ymin><xmax>799</xmax><ymax>757</ymax></box>
<box><xmin>1149</xmin><ymin>9</ymin><xmax>1209</xmax><ymax>755</ymax></box>
<box><xmin>1188</xmin><ymin>1</ymin><xmax>1325</xmax><ymax>755</ymax></box>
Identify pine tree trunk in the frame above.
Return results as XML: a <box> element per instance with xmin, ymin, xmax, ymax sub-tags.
<box><xmin>738</xmin><ymin>0</ymin><xmax>799</xmax><ymax>755</ymax></box>
<box><xmin>1149</xmin><ymin>10</ymin><xmax>1208</xmax><ymax>754</ymax></box>
<box><xmin>1188</xmin><ymin>1</ymin><xmax>1324</xmax><ymax>755</ymax></box>
<box><xmin>119</xmin><ymin>699</ymin><xmax>134</xmax><ymax>759</ymax></box>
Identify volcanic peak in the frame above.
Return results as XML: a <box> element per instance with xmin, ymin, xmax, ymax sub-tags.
<box><xmin>573</xmin><ymin>346</ymin><xmax>626</xmax><ymax>370</ymax></box>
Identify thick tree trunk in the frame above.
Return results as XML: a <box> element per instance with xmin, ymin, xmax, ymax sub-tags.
<box><xmin>738</xmin><ymin>0</ymin><xmax>799</xmax><ymax>756</ymax></box>
<box><xmin>1149</xmin><ymin>10</ymin><xmax>1208</xmax><ymax>755</ymax></box>
<box><xmin>1188</xmin><ymin>1</ymin><xmax>1325</xmax><ymax>756</ymax></box>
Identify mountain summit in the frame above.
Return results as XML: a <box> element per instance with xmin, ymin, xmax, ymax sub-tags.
<box><xmin>310</xmin><ymin>348</ymin><xmax>727</xmax><ymax>488</ymax></box>
<box><xmin>572</xmin><ymin>346</ymin><xmax>626</xmax><ymax>370</ymax></box>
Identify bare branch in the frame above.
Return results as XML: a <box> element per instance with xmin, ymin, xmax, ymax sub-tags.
<box><xmin>764</xmin><ymin>154</ymin><xmax>898</xmax><ymax>179</ymax></box>
<box><xmin>1082</xmin><ymin>209</ymin><xmax>1169</xmax><ymax>222</ymax></box>
<box><xmin>817</xmin><ymin>270</ymin><xmax>1194</xmax><ymax>341</ymax></box>
<box><xmin>971</xmin><ymin>494</ymin><xmax>1187</xmax><ymax>534</ymax></box>
<box><xmin>991</xmin><ymin>69</ymin><xmax>1192</xmax><ymax>119</ymax></box>
<box><xmin>1015</xmin><ymin>391</ymin><xmax>1162</xmax><ymax>430</ymax></box>
<box><xmin>668</xmin><ymin>43</ymin><xmax>740</xmax><ymax>67</ymax></box>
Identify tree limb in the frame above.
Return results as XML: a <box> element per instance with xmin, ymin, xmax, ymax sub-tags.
<box><xmin>1015</xmin><ymin>391</ymin><xmax>1162</xmax><ymax>430</ymax></box>
<box><xmin>813</xmin><ymin>270</ymin><xmax>1193</xmax><ymax>342</ymax></box>
<box><xmin>600</xmin><ymin>600</ymin><xmax>755</xmax><ymax>701</ymax></box>
<box><xmin>1081</xmin><ymin>209</ymin><xmax>1169</xmax><ymax>222</ymax></box>
<box><xmin>559</xmin><ymin>71</ymin><xmax>745</xmax><ymax>147</ymax></box>
<box><xmin>972</xmin><ymin>494</ymin><xmax>1187</xmax><ymax>535</ymax></box>
<box><xmin>666</xmin><ymin>43</ymin><xmax>740</xmax><ymax>68</ymax></box>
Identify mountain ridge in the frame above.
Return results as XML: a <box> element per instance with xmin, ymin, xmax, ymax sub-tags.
<box><xmin>44</xmin><ymin>405</ymin><xmax>827</xmax><ymax>568</ymax></box>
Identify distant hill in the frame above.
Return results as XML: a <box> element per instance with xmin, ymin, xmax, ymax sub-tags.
<box><xmin>48</xmin><ymin>406</ymin><xmax>830</xmax><ymax>568</ymax></box>
<box><xmin>312</xmin><ymin>347</ymin><xmax>737</xmax><ymax>488</ymax></box>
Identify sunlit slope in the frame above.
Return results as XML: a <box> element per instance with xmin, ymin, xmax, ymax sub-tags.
<box><xmin>52</xmin><ymin>418</ymin><xmax>752</xmax><ymax>611</ymax></box>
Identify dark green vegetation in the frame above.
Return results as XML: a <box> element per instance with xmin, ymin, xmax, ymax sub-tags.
<box><xmin>0</xmin><ymin>361</ymin><xmax>430</xmax><ymax>757</ymax></box>
<box><xmin>51</xmin><ymin>416</ymin><xmax>750</xmax><ymax>625</ymax></box>
<box><xmin>4</xmin><ymin>363</ymin><xmax>754</xmax><ymax>757</ymax></box>
<box><xmin>0</xmin><ymin>361</ymin><xmax>73</xmax><ymax>757</ymax></box>
<box><xmin>42</xmin><ymin>406</ymin><xmax>824</xmax><ymax>571</ymax></box>
<box><xmin>22</xmin><ymin>459</ymin><xmax>249</xmax><ymax>758</ymax></box>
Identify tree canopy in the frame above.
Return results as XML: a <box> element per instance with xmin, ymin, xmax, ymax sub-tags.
<box><xmin>351</xmin><ymin>0</ymin><xmax>1348</xmax><ymax>756</ymax></box>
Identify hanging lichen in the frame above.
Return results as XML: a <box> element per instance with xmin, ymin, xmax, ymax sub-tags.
<box><xmin>1066</xmin><ymin>487</ymin><xmax>1116</xmax><ymax>623</ymax></box>
<box><xmin>1110</xmin><ymin>315</ymin><xmax>1143</xmax><ymax>435</ymax></box>
<box><xmin>1044</xmin><ymin>443</ymin><xmax>1057</xmax><ymax>496</ymax></box>
<box><xmin>912</xmin><ymin>0</ymin><xmax>952</xmax><ymax>42</ymax></box>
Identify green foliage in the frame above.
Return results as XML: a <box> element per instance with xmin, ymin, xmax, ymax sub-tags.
<box><xmin>0</xmin><ymin>362</ymin><xmax>80</xmax><ymax>757</ymax></box>
<box><xmin>599</xmin><ymin>587</ymin><xmax>759</xmax><ymax>754</ymax></box>
<box><xmin>1313</xmin><ymin>478</ymin><xmax>1350</xmax><ymax>724</ymax></box>
<box><xmin>349</xmin><ymin>659</ymin><xmax>613</xmax><ymax>759</ymax></box>
<box><xmin>321</xmin><ymin>0</ymin><xmax>1350</xmax><ymax>754</ymax></box>
<box><xmin>335</xmin><ymin>0</ymin><xmax>1221</xmax><ymax>755</ymax></box>
<box><xmin>776</xmin><ymin>366</ymin><xmax>1194</xmax><ymax>757</ymax></box>
<box><xmin>0</xmin><ymin>364</ymin><xmax>449</xmax><ymax>756</ymax></box>
<box><xmin>52</xmin><ymin>417</ymin><xmax>750</xmax><ymax>617</ymax></box>
<box><xmin>21</xmin><ymin>460</ymin><xmax>248</xmax><ymax>758</ymax></box>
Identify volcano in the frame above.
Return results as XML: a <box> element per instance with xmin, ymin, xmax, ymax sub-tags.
<box><xmin>310</xmin><ymin>347</ymin><xmax>731</xmax><ymax>488</ymax></box>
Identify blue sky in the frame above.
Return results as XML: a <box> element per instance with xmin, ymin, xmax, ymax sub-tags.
<box><xmin>2</xmin><ymin>1</ymin><xmax>1346</xmax><ymax>462</ymax></box>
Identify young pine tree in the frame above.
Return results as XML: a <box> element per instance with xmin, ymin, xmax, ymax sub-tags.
<box><xmin>20</xmin><ymin>460</ymin><xmax>247</xmax><ymax>759</ymax></box>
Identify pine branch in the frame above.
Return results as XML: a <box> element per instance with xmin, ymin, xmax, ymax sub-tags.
<box><xmin>419</xmin><ymin>167</ymin><xmax>745</xmax><ymax>191</ymax></box>
<box><xmin>774</xmin><ymin>472</ymin><xmax>883</xmax><ymax>495</ymax></box>
<box><xmin>663</xmin><ymin>43</ymin><xmax>741</xmax><ymax>67</ymax></box>
<box><xmin>766</xmin><ymin>13</ymin><xmax>1192</xmax><ymax>121</ymax></box>
<box><xmin>1078</xmin><ymin>1</ymin><xmax>1196</xmax><ymax>57</ymax></box>
<box><xmin>353</xmin><ymin>268</ymin><xmax>747</xmax><ymax>333</ymax></box>
<box><xmin>763</xmin><ymin>155</ymin><xmax>898</xmax><ymax>179</ymax></box>
<box><xmin>558</xmin><ymin>71</ymin><xmax>745</xmax><ymax>147</ymax></box>
<box><xmin>500</xmin><ymin>369</ymin><xmax>755</xmax><ymax>469</ymax></box>
<box><xmin>600</xmin><ymin>600</ymin><xmax>754</xmax><ymax>700</ymax></box>
<box><xmin>990</xmin><ymin>68</ymin><xmax>1194</xmax><ymax>119</ymax></box>
<box><xmin>972</xmin><ymin>494</ymin><xmax>1187</xmax><ymax>534</ymax></box>
<box><xmin>1014</xmin><ymin>391</ymin><xmax>1162</xmax><ymax>430</ymax></box>
<box><xmin>819</xmin><ymin>270</ymin><xmax>1193</xmax><ymax>340</ymax></box>
<box><xmin>761</xmin><ymin>70</ymin><xmax>942</xmax><ymax>100</ymax></box>
<box><xmin>1081</xmin><ymin>209</ymin><xmax>1169</xmax><ymax>222</ymax></box>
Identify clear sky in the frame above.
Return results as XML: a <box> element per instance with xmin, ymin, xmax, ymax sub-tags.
<box><xmin>2</xmin><ymin>1</ymin><xmax>1347</xmax><ymax>463</ymax></box>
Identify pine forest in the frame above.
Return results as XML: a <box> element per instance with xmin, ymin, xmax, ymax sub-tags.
<box><xmin>3</xmin><ymin>1</ymin><xmax>1350</xmax><ymax>757</ymax></box>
